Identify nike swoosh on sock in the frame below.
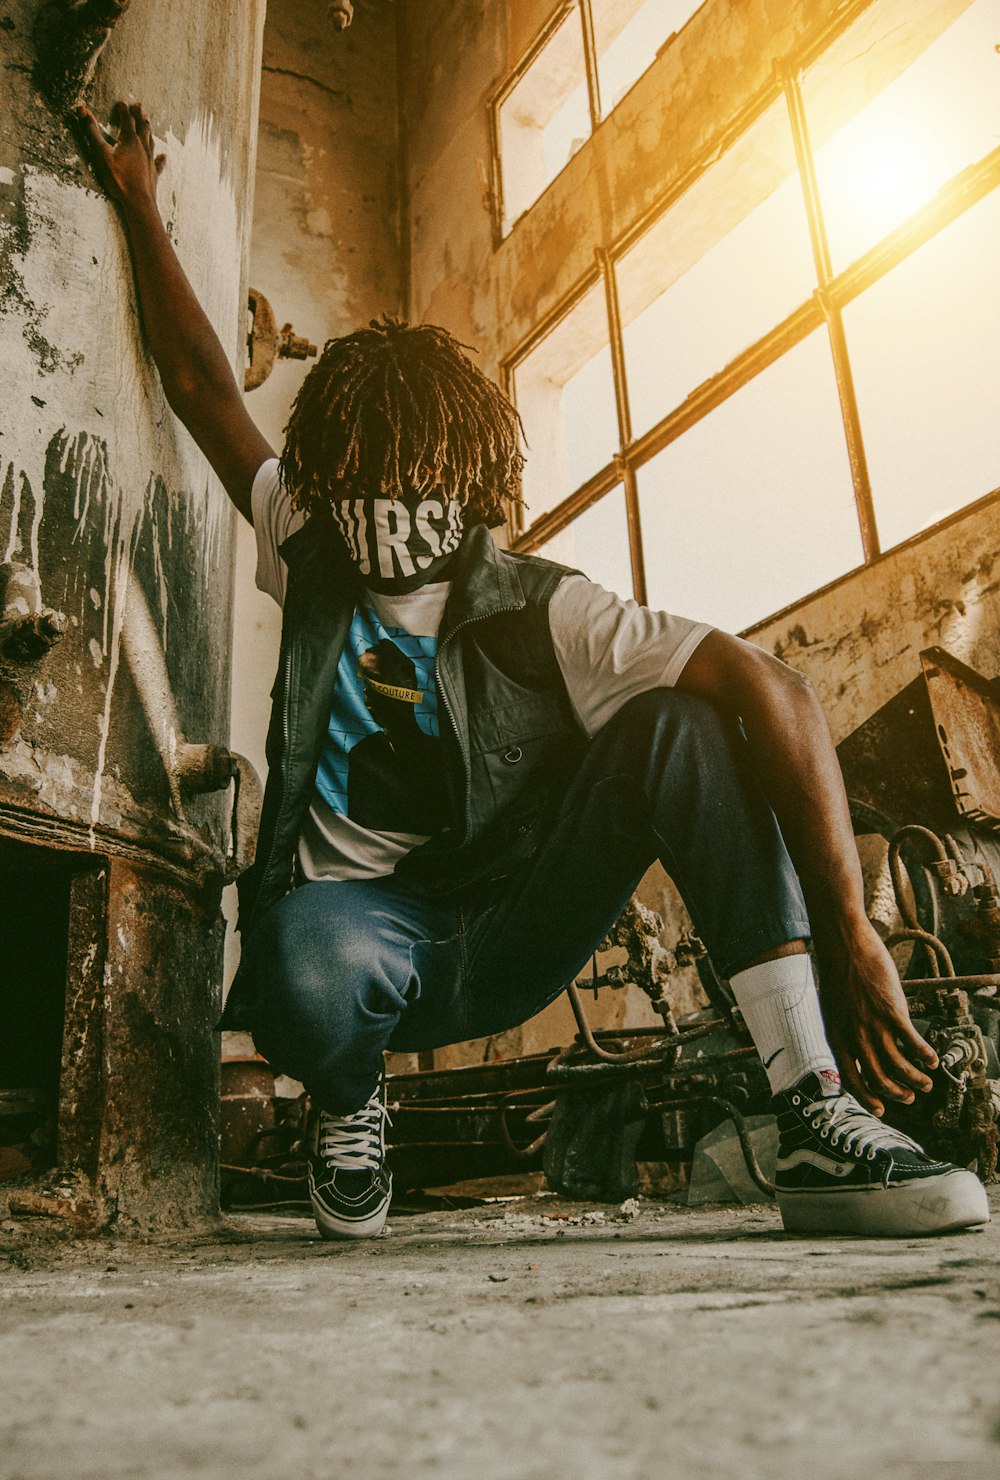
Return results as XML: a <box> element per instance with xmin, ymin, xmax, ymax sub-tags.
<box><xmin>763</xmin><ymin>1047</ymin><xmax>785</xmax><ymax>1069</ymax></box>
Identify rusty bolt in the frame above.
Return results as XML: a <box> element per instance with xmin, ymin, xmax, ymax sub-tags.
<box><xmin>930</xmin><ymin>858</ymin><xmax>967</xmax><ymax>896</ymax></box>
<box><xmin>278</xmin><ymin>324</ymin><xmax>318</xmax><ymax>363</ymax></box>
<box><xmin>0</xmin><ymin>610</ymin><xmax>67</xmax><ymax>663</ymax></box>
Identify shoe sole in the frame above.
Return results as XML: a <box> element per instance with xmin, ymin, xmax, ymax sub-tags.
<box><xmin>312</xmin><ymin>1201</ymin><xmax>390</xmax><ymax>1237</ymax></box>
<box><xmin>311</xmin><ymin>1195</ymin><xmax>391</xmax><ymax>1240</ymax></box>
<box><xmin>777</xmin><ymin>1168</ymin><xmax>990</xmax><ymax>1237</ymax></box>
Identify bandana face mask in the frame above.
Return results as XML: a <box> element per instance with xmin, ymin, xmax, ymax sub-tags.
<box><xmin>329</xmin><ymin>492</ymin><xmax>466</xmax><ymax>594</ymax></box>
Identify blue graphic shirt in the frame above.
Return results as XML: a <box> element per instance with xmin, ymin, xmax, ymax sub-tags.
<box><xmin>315</xmin><ymin>604</ymin><xmax>450</xmax><ymax>840</ymax></box>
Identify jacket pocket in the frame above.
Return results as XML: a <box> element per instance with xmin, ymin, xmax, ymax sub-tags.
<box><xmin>469</xmin><ymin>693</ymin><xmax>578</xmax><ymax>814</ymax></box>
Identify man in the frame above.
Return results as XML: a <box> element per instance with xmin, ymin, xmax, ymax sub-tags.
<box><xmin>79</xmin><ymin>101</ymin><xmax>989</xmax><ymax>1241</ymax></box>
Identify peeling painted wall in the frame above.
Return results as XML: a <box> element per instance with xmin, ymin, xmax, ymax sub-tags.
<box><xmin>230</xmin><ymin>0</ymin><xmax>400</xmax><ymax>793</ymax></box>
<box><xmin>0</xmin><ymin>0</ymin><xmax>264</xmax><ymax>863</ymax></box>
<box><xmin>223</xmin><ymin>0</ymin><xmax>401</xmax><ymax>1005</ymax></box>
<box><xmin>755</xmin><ymin>498</ymin><xmax>1000</xmax><ymax>743</ymax></box>
<box><xmin>0</xmin><ymin>0</ymin><xmax>265</xmax><ymax>1229</ymax></box>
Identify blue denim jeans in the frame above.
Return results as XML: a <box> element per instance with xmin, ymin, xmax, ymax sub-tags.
<box><xmin>240</xmin><ymin>690</ymin><xmax>811</xmax><ymax>1111</ymax></box>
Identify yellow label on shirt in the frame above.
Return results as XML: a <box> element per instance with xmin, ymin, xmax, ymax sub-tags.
<box><xmin>358</xmin><ymin>671</ymin><xmax>424</xmax><ymax>704</ymax></box>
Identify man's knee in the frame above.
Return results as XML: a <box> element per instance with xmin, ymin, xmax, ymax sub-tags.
<box><xmin>243</xmin><ymin>883</ymin><xmax>386</xmax><ymax>1015</ymax></box>
<box><xmin>600</xmin><ymin>687</ymin><xmax>738</xmax><ymax>766</ymax></box>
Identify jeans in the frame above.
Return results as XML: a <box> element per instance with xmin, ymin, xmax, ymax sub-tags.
<box><xmin>240</xmin><ymin>689</ymin><xmax>811</xmax><ymax>1112</ymax></box>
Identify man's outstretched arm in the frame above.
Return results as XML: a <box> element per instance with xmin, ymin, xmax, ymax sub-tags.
<box><xmin>677</xmin><ymin>628</ymin><xmax>937</xmax><ymax>1114</ymax></box>
<box><xmin>78</xmin><ymin>101</ymin><xmax>274</xmax><ymax>522</ymax></box>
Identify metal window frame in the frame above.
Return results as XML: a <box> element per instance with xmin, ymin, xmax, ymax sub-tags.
<box><xmin>487</xmin><ymin>1</ymin><xmax>590</xmax><ymax>248</ymax></box>
<box><xmin>500</xmin><ymin>2</ymin><xmax>1000</xmax><ymax>632</ymax></box>
<box><xmin>489</xmin><ymin>0</ymin><xmax>710</xmax><ymax>245</ymax></box>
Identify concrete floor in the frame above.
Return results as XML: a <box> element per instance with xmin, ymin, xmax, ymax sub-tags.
<box><xmin>2</xmin><ymin>1192</ymin><xmax>999</xmax><ymax>1480</ymax></box>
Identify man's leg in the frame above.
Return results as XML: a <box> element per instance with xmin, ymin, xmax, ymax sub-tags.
<box><xmin>455</xmin><ymin>688</ymin><xmax>987</xmax><ymax>1236</ymax></box>
<box><xmin>239</xmin><ymin>877</ymin><xmax>466</xmax><ymax>1240</ymax></box>
<box><xmin>456</xmin><ymin>687</ymin><xmax>813</xmax><ymax>1038</ymax></box>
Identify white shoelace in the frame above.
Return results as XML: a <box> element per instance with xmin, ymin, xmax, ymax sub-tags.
<box><xmin>803</xmin><ymin>1091</ymin><xmax>923</xmax><ymax>1161</ymax></box>
<box><xmin>317</xmin><ymin>1094</ymin><xmax>390</xmax><ymax>1172</ymax></box>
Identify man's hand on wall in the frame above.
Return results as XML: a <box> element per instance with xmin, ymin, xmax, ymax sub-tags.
<box><xmin>76</xmin><ymin>100</ymin><xmax>165</xmax><ymax>208</ymax></box>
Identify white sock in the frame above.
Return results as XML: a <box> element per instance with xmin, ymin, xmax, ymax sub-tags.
<box><xmin>728</xmin><ymin>953</ymin><xmax>839</xmax><ymax>1095</ymax></box>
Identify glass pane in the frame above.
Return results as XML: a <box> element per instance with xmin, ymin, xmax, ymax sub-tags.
<box><xmin>498</xmin><ymin>12</ymin><xmax>590</xmax><ymax>232</ymax></box>
<box><xmin>617</xmin><ymin>101</ymin><xmax>815</xmax><ymax>439</ymax></box>
<box><xmin>845</xmin><ymin>187</ymin><xmax>1000</xmax><ymax>551</ymax></box>
<box><xmin>637</xmin><ymin>332</ymin><xmax>863</xmax><ymax>632</ymax></box>
<box><xmin>806</xmin><ymin>0</ymin><xmax>1000</xmax><ymax>273</ymax></box>
<box><xmin>535</xmin><ymin>486</ymin><xmax>634</xmax><ymax>597</ymax></box>
<box><xmin>513</xmin><ymin>283</ymin><xmax>619</xmax><ymax>526</ymax></box>
<box><xmin>592</xmin><ymin>0</ymin><xmax>704</xmax><ymax>114</ymax></box>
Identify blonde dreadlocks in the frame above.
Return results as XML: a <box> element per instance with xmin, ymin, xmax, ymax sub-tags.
<box><xmin>278</xmin><ymin>316</ymin><xmax>525</xmax><ymax>529</ymax></box>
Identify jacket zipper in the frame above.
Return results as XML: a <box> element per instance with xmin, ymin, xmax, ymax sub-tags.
<box><xmin>437</xmin><ymin>602</ymin><xmax>520</xmax><ymax>848</ymax></box>
<box><xmin>254</xmin><ymin>642</ymin><xmax>295</xmax><ymax>902</ymax></box>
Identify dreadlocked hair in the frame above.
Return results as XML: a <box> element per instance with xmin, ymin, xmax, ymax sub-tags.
<box><xmin>279</xmin><ymin>315</ymin><xmax>525</xmax><ymax>528</ymax></box>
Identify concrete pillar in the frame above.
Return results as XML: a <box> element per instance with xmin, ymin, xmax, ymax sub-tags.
<box><xmin>0</xmin><ymin>0</ymin><xmax>266</xmax><ymax>1231</ymax></box>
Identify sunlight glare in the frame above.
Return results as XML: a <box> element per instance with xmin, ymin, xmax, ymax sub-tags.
<box><xmin>819</xmin><ymin>118</ymin><xmax>946</xmax><ymax>257</ymax></box>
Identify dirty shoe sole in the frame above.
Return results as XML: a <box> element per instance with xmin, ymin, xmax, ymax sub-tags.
<box><xmin>313</xmin><ymin>1201</ymin><xmax>390</xmax><ymax>1240</ymax></box>
<box><xmin>777</xmin><ymin>1168</ymin><xmax>990</xmax><ymax>1237</ymax></box>
<box><xmin>308</xmin><ymin>1168</ymin><xmax>392</xmax><ymax>1240</ymax></box>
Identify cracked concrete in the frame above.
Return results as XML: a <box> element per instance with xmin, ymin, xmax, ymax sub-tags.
<box><xmin>2</xmin><ymin>1191</ymin><xmax>998</xmax><ymax>1479</ymax></box>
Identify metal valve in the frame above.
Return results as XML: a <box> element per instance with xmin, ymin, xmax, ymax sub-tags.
<box><xmin>245</xmin><ymin>287</ymin><xmax>318</xmax><ymax>392</ymax></box>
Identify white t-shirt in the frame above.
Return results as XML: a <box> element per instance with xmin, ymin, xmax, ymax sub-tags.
<box><xmin>251</xmin><ymin>459</ymin><xmax>711</xmax><ymax>881</ymax></box>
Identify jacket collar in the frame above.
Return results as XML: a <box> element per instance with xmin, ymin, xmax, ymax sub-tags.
<box><xmin>281</xmin><ymin>516</ymin><xmax>527</xmax><ymax>635</ymax></box>
<box><xmin>440</xmin><ymin>523</ymin><xmax>526</xmax><ymax>638</ymax></box>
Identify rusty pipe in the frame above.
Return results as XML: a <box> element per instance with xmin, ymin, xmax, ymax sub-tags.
<box><xmin>566</xmin><ymin>981</ymin><xmax>682</xmax><ymax>1065</ymax></box>
<box><xmin>702</xmin><ymin>1095</ymin><xmax>777</xmax><ymax>1197</ymax></box>
<box><xmin>174</xmin><ymin>742</ymin><xmax>263</xmax><ymax>881</ymax></box>
<box><xmin>328</xmin><ymin>1</ymin><xmax>354</xmax><ymax>29</ymax></box>
<box><xmin>546</xmin><ymin>1037</ymin><xmax>752</xmax><ymax>1086</ymax></box>
<box><xmin>884</xmin><ymin>926</ymin><xmax>956</xmax><ymax>978</ymax></box>
<box><xmin>888</xmin><ymin>825</ymin><xmax>967</xmax><ymax>949</ymax></box>
<box><xmin>901</xmin><ymin>975</ymin><xmax>1000</xmax><ymax>995</ymax></box>
<box><xmin>498</xmin><ymin>1096</ymin><xmax>554</xmax><ymax>1160</ymax></box>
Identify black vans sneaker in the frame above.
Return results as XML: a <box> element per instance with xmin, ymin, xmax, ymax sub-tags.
<box><xmin>308</xmin><ymin>1074</ymin><xmax>392</xmax><ymax>1240</ymax></box>
<box><xmin>773</xmin><ymin>1070</ymin><xmax>989</xmax><ymax>1237</ymax></box>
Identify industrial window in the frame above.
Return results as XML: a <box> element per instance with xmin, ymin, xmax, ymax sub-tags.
<box><xmin>495</xmin><ymin>7</ymin><xmax>590</xmax><ymax>234</ymax></box>
<box><xmin>843</xmin><ymin>189</ymin><xmax>1000</xmax><ymax>552</ymax></box>
<box><xmin>804</xmin><ymin>0</ymin><xmax>1000</xmax><ymax>274</ymax></box>
<box><xmin>492</xmin><ymin>1</ymin><xmax>705</xmax><ymax>236</ymax></box>
<box><xmin>536</xmin><ymin>484</ymin><xmax>635</xmax><ymax>599</ymax></box>
<box><xmin>617</xmin><ymin>101</ymin><xmax>814</xmax><ymax>441</ymax></box>
<box><xmin>637</xmin><ymin>333</ymin><xmax>862</xmax><ymax>632</ymax></box>
<box><xmin>505</xmin><ymin>0</ymin><xmax>1000</xmax><ymax>632</ymax></box>
<box><xmin>591</xmin><ymin>0</ymin><xmax>705</xmax><ymax>114</ymax></box>
<box><xmin>512</xmin><ymin>281</ymin><xmax>617</xmax><ymax>525</ymax></box>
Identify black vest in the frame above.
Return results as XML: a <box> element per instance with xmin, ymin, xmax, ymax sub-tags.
<box><xmin>229</xmin><ymin>519</ymin><xmax>587</xmax><ymax>1003</ymax></box>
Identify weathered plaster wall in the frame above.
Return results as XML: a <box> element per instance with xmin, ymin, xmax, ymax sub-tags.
<box><xmin>0</xmin><ymin>0</ymin><xmax>265</xmax><ymax>1228</ymax></box>
<box><xmin>230</xmin><ymin>0</ymin><xmax>401</xmax><ymax>791</ymax></box>
<box><xmin>0</xmin><ymin>0</ymin><xmax>265</xmax><ymax>863</ymax></box>
<box><xmin>754</xmin><ymin>499</ymin><xmax>1000</xmax><ymax>742</ymax></box>
<box><xmin>396</xmin><ymin>0</ymin><xmax>1000</xmax><ymax>1063</ymax></box>
<box><xmin>224</xmin><ymin>0</ymin><xmax>401</xmax><ymax>1001</ymax></box>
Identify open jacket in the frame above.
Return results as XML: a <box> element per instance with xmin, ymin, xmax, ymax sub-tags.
<box><xmin>221</xmin><ymin>519</ymin><xmax>586</xmax><ymax>1029</ymax></box>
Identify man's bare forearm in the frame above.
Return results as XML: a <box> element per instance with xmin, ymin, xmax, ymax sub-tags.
<box><xmin>120</xmin><ymin>195</ymin><xmax>237</xmax><ymax>413</ymax></box>
<box><xmin>79</xmin><ymin>101</ymin><xmax>273</xmax><ymax>518</ymax></box>
<box><xmin>733</xmin><ymin>657</ymin><xmax>866</xmax><ymax>936</ymax></box>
